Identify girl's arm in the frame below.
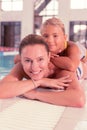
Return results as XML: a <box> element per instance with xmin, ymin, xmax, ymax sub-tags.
<box><xmin>51</xmin><ymin>44</ymin><xmax>81</xmax><ymax>71</ymax></box>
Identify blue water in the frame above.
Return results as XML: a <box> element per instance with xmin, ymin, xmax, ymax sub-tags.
<box><xmin>0</xmin><ymin>55</ymin><xmax>14</xmax><ymax>69</ymax></box>
<box><xmin>0</xmin><ymin>55</ymin><xmax>15</xmax><ymax>78</ymax></box>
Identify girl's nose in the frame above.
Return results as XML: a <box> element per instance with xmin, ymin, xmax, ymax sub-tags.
<box><xmin>47</xmin><ymin>36</ymin><xmax>54</xmax><ymax>43</ymax></box>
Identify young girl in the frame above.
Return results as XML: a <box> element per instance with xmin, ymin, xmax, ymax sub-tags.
<box><xmin>40</xmin><ymin>17</ymin><xmax>87</xmax><ymax>80</ymax></box>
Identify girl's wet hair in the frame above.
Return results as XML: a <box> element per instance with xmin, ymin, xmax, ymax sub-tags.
<box><xmin>40</xmin><ymin>17</ymin><xmax>65</xmax><ymax>35</ymax></box>
<box><xmin>19</xmin><ymin>34</ymin><xmax>49</xmax><ymax>54</ymax></box>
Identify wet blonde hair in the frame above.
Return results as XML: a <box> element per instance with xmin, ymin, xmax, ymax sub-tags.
<box><xmin>40</xmin><ymin>17</ymin><xmax>65</xmax><ymax>35</ymax></box>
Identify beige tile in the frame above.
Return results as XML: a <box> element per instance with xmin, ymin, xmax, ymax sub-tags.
<box><xmin>54</xmin><ymin>118</ymin><xmax>79</xmax><ymax>130</ymax></box>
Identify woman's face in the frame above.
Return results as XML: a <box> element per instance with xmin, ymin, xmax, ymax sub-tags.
<box><xmin>21</xmin><ymin>44</ymin><xmax>50</xmax><ymax>80</ymax></box>
<box><xmin>41</xmin><ymin>25</ymin><xmax>67</xmax><ymax>54</ymax></box>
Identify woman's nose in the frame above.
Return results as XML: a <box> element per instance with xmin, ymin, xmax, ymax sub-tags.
<box><xmin>31</xmin><ymin>61</ymin><xmax>39</xmax><ymax>71</ymax></box>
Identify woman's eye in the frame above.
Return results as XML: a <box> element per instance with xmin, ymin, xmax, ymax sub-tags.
<box><xmin>25</xmin><ymin>59</ymin><xmax>31</xmax><ymax>62</ymax></box>
<box><xmin>43</xmin><ymin>34</ymin><xmax>48</xmax><ymax>38</ymax></box>
<box><xmin>39</xmin><ymin>58</ymin><xmax>44</xmax><ymax>61</ymax></box>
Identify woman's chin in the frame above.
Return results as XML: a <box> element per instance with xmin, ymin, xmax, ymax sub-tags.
<box><xmin>32</xmin><ymin>75</ymin><xmax>44</xmax><ymax>81</ymax></box>
<box><xmin>33</xmin><ymin>77</ymin><xmax>42</xmax><ymax>81</ymax></box>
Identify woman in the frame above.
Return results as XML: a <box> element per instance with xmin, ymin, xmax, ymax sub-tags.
<box><xmin>0</xmin><ymin>34</ymin><xmax>71</xmax><ymax>98</ymax></box>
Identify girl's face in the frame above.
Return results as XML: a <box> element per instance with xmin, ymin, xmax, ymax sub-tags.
<box><xmin>21</xmin><ymin>44</ymin><xmax>50</xmax><ymax>80</ymax></box>
<box><xmin>41</xmin><ymin>25</ymin><xmax>67</xmax><ymax>54</ymax></box>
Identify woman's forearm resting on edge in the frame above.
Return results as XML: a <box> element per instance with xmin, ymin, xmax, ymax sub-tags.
<box><xmin>0</xmin><ymin>79</ymin><xmax>39</xmax><ymax>98</ymax></box>
<box><xmin>24</xmin><ymin>87</ymin><xmax>86</xmax><ymax>108</ymax></box>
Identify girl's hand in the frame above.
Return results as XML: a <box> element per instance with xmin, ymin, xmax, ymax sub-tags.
<box><xmin>51</xmin><ymin>53</ymin><xmax>59</xmax><ymax>58</ymax></box>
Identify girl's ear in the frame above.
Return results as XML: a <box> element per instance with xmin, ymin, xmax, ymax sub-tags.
<box><xmin>65</xmin><ymin>34</ymin><xmax>68</xmax><ymax>41</ymax></box>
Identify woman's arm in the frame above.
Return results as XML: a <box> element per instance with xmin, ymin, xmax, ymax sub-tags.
<box><xmin>0</xmin><ymin>63</ymin><xmax>39</xmax><ymax>98</ymax></box>
<box><xmin>24</xmin><ymin>83</ymin><xmax>85</xmax><ymax>108</ymax></box>
<box><xmin>0</xmin><ymin>63</ymin><xmax>71</xmax><ymax>98</ymax></box>
<box><xmin>38</xmin><ymin>76</ymin><xmax>72</xmax><ymax>89</ymax></box>
<box><xmin>23</xmin><ymin>72</ymin><xmax>86</xmax><ymax>108</ymax></box>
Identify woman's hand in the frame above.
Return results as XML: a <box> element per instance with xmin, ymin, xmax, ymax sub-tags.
<box><xmin>40</xmin><ymin>76</ymin><xmax>72</xmax><ymax>90</ymax></box>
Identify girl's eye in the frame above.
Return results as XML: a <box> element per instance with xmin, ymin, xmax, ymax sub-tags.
<box><xmin>43</xmin><ymin>34</ymin><xmax>48</xmax><ymax>38</ymax></box>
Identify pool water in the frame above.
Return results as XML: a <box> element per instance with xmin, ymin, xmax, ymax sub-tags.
<box><xmin>0</xmin><ymin>55</ymin><xmax>14</xmax><ymax>69</ymax></box>
<box><xmin>0</xmin><ymin>52</ymin><xmax>18</xmax><ymax>79</ymax></box>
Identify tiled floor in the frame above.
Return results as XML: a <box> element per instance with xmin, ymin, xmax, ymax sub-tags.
<box><xmin>55</xmin><ymin>80</ymin><xmax>87</xmax><ymax>130</ymax></box>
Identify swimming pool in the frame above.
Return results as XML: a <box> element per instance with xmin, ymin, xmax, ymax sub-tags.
<box><xmin>0</xmin><ymin>51</ymin><xmax>18</xmax><ymax>79</ymax></box>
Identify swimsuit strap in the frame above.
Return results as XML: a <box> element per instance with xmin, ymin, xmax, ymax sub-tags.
<box><xmin>64</xmin><ymin>41</ymin><xmax>68</xmax><ymax>49</ymax></box>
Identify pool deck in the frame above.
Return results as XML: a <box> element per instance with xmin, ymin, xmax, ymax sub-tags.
<box><xmin>0</xmin><ymin>80</ymin><xmax>87</xmax><ymax>130</ymax></box>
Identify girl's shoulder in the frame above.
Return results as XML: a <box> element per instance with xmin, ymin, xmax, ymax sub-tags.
<box><xmin>66</xmin><ymin>41</ymin><xmax>80</xmax><ymax>55</ymax></box>
<box><xmin>67</xmin><ymin>41</ymin><xmax>77</xmax><ymax>47</ymax></box>
<box><xmin>67</xmin><ymin>41</ymin><xmax>79</xmax><ymax>50</ymax></box>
